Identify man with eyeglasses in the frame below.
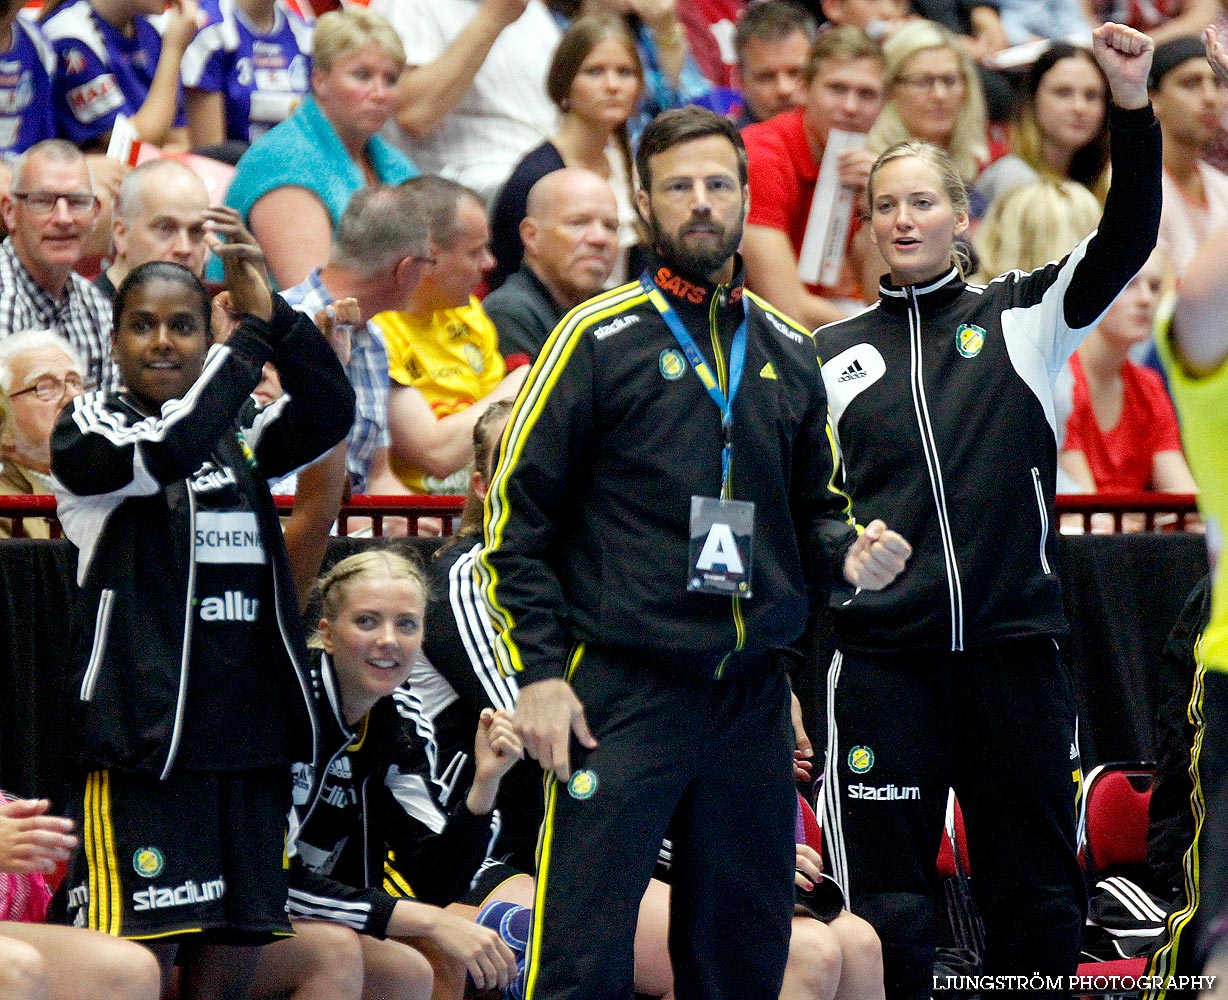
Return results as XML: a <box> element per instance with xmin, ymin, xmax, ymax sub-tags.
<box><xmin>280</xmin><ymin>183</ymin><xmax>435</xmax><ymax>497</ymax></box>
<box><xmin>0</xmin><ymin>139</ymin><xmax>117</xmax><ymax>395</ymax></box>
<box><xmin>371</xmin><ymin>175</ymin><xmax>527</xmax><ymax>497</ymax></box>
<box><xmin>741</xmin><ymin>26</ymin><xmax>885</xmax><ymax>330</ymax></box>
<box><xmin>0</xmin><ymin>328</ymin><xmax>85</xmax><ymax>538</ymax></box>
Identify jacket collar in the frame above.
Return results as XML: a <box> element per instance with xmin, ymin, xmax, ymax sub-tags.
<box><xmin>645</xmin><ymin>252</ymin><xmax>747</xmax><ymax>316</ymax></box>
<box><xmin>319</xmin><ymin>652</ymin><xmax>356</xmax><ymax>741</ymax></box>
<box><xmin>520</xmin><ymin>261</ymin><xmax>568</xmax><ymax>317</ymax></box>
<box><xmin>877</xmin><ymin>266</ymin><xmax>967</xmax><ymax>314</ymax></box>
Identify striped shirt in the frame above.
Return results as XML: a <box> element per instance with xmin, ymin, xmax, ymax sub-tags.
<box><xmin>279</xmin><ymin>268</ymin><xmax>389</xmax><ymax>494</ymax></box>
<box><xmin>0</xmin><ymin>239</ymin><xmax>117</xmax><ymax>394</ymax></box>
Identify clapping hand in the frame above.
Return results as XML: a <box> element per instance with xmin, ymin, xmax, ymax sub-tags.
<box><xmin>163</xmin><ymin>0</ymin><xmax>202</xmax><ymax>53</ymax></box>
<box><xmin>210</xmin><ymin>213</ymin><xmax>272</xmax><ymax>322</ymax></box>
<box><xmin>474</xmin><ymin>708</ymin><xmax>523</xmax><ymax>784</ymax></box>
<box><xmin>1206</xmin><ymin>24</ymin><xmax>1228</xmax><ymax>85</ymax></box>
<box><xmin>630</xmin><ymin>0</ymin><xmax>679</xmax><ymax>34</ymax></box>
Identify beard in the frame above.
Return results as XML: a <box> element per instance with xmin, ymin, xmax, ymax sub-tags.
<box><xmin>647</xmin><ymin>211</ymin><xmax>743</xmax><ymax>282</ymax></box>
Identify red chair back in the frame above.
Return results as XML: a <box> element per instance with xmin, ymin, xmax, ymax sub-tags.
<box><xmin>937</xmin><ymin>792</ymin><xmax>971</xmax><ymax>879</ymax></box>
<box><xmin>1082</xmin><ymin>765</ymin><xmax>1154</xmax><ymax>875</ymax></box>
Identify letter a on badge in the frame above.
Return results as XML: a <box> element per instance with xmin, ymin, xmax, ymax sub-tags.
<box><xmin>695</xmin><ymin>523</ymin><xmax>744</xmax><ymax>574</ymax></box>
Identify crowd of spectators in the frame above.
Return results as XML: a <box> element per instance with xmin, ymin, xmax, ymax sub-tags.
<box><xmin>0</xmin><ymin>0</ymin><xmax>1226</xmax><ymax>996</ymax></box>
<box><xmin>0</xmin><ymin>0</ymin><xmax>1213</xmax><ymax>501</ymax></box>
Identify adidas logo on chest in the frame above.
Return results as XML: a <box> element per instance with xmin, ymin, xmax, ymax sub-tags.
<box><xmin>821</xmin><ymin>344</ymin><xmax>887</xmax><ymax>426</ymax></box>
<box><xmin>837</xmin><ymin>359</ymin><xmax>868</xmax><ymax>382</ymax></box>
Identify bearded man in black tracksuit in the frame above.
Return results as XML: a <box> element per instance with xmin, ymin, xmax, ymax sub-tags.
<box><xmin>478</xmin><ymin>106</ymin><xmax>911</xmax><ymax>1000</ymax></box>
<box><xmin>814</xmin><ymin>23</ymin><xmax>1161</xmax><ymax>1000</ymax></box>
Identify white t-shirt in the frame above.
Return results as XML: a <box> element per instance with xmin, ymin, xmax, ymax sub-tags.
<box><xmin>1159</xmin><ymin>160</ymin><xmax>1228</xmax><ymax>277</ymax></box>
<box><xmin>371</xmin><ymin>0</ymin><xmax>560</xmax><ymax>203</ymax></box>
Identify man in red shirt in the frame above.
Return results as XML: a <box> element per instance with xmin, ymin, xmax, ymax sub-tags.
<box><xmin>742</xmin><ymin>26</ymin><xmax>884</xmax><ymax>329</ymax></box>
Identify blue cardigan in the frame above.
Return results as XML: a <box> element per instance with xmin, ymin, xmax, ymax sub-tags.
<box><xmin>225</xmin><ymin>95</ymin><xmax>417</xmax><ymax>227</ymax></box>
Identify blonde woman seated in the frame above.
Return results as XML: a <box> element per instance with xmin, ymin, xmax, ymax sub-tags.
<box><xmin>972</xmin><ymin>175</ymin><xmax>1101</xmax><ymax>280</ymax></box>
<box><xmin>1059</xmin><ymin>248</ymin><xmax>1197</xmax><ymax>494</ymax></box>
<box><xmin>867</xmin><ymin>21</ymin><xmax>990</xmax><ymax>210</ymax></box>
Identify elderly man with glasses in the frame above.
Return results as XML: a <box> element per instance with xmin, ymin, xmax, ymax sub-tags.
<box><xmin>0</xmin><ymin>139</ymin><xmax>117</xmax><ymax>395</ymax></box>
<box><xmin>0</xmin><ymin>328</ymin><xmax>86</xmax><ymax>537</ymax></box>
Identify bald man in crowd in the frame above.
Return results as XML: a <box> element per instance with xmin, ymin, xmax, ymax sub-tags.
<box><xmin>97</xmin><ymin>158</ymin><xmax>257</xmax><ymax>298</ymax></box>
<box><xmin>483</xmin><ymin>168</ymin><xmax>619</xmax><ymax>364</ymax></box>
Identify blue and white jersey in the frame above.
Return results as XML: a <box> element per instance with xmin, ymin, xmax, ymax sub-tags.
<box><xmin>0</xmin><ymin>14</ymin><xmax>56</xmax><ymax>159</ymax></box>
<box><xmin>181</xmin><ymin>0</ymin><xmax>311</xmax><ymax>143</ymax></box>
<box><xmin>44</xmin><ymin>0</ymin><xmax>186</xmax><ymax>146</ymax></box>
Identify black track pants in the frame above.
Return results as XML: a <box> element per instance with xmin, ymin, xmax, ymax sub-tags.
<box><xmin>525</xmin><ymin>645</ymin><xmax>796</xmax><ymax>1000</ymax></box>
<box><xmin>820</xmin><ymin>639</ymin><xmax>1086</xmax><ymax>1000</ymax></box>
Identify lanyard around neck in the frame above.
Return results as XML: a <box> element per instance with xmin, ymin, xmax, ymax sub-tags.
<box><xmin>640</xmin><ymin>273</ymin><xmax>748</xmax><ymax>498</ymax></box>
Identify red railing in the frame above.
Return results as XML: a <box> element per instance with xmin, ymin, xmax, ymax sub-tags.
<box><xmin>0</xmin><ymin>492</ymin><xmax>1200</xmax><ymax>539</ymax></box>
<box><xmin>0</xmin><ymin>494</ymin><xmax>468</xmax><ymax>539</ymax></box>
<box><xmin>1054</xmin><ymin>492</ymin><xmax>1200</xmax><ymax>533</ymax></box>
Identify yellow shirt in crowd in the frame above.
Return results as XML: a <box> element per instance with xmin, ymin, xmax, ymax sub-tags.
<box><xmin>372</xmin><ymin>297</ymin><xmax>506</xmax><ymax>494</ymax></box>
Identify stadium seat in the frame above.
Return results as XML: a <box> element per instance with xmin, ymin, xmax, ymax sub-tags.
<box><xmin>937</xmin><ymin>790</ymin><xmax>971</xmax><ymax>880</ymax></box>
<box><xmin>1076</xmin><ymin>763</ymin><xmax>1160</xmax><ymax>993</ymax></box>
<box><xmin>1081</xmin><ymin>763</ymin><xmax>1155</xmax><ymax>877</ymax></box>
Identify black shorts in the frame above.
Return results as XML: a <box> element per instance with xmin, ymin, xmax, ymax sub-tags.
<box><xmin>63</xmin><ymin>767</ymin><xmax>292</xmax><ymax>944</ymax></box>
<box><xmin>464</xmin><ymin>858</ymin><xmax>528</xmax><ymax>907</ymax></box>
<box><xmin>381</xmin><ymin>847</ymin><xmax>524</xmax><ymax>908</ymax></box>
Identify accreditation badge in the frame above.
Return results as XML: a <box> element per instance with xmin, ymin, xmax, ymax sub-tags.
<box><xmin>688</xmin><ymin>496</ymin><xmax>754</xmax><ymax>597</ymax></box>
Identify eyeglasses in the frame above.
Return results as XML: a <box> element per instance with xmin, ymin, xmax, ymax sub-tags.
<box><xmin>10</xmin><ymin>373</ymin><xmax>91</xmax><ymax>403</ymax></box>
<box><xmin>896</xmin><ymin>73</ymin><xmax>965</xmax><ymax>93</ymax></box>
<box><xmin>10</xmin><ymin>191</ymin><xmax>99</xmax><ymax>217</ymax></box>
<box><xmin>413</xmin><ymin>255</ymin><xmax>437</xmax><ymax>266</ymax></box>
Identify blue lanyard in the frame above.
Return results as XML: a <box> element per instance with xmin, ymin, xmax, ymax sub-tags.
<box><xmin>640</xmin><ymin>274</ymin><xmax>748</xmax><ymax>498</ymax></box>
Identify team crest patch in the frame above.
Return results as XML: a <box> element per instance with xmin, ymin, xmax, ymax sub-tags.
<box><xmin>848</xmin><ymin>746</ymin><xmax>874</xmax><ymax>774</ymax></box>
<box><xmin>955</xmin><ymin>324</ymin><xmax>986</xmax><ymax>359</ymax></box>
<box><xmin>659</xmin><ymin>348</ymin><xmax>686</xmax><ymax>381</ymax></box>
<box><xmin>133</xmin><ymin>847</ymin><xmax>165</xmax><ymax>878</ymax></box>
<box><xmin>567</xmin><ymin>769</ymin><xmax>599</xmax><ymax>800</ymax></box>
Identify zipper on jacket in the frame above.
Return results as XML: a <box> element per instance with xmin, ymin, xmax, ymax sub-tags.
<box><xmin>79</xmin><ymin>588</ymin><xmax>115</xmax><ymax>702</ymax></box>
<box><xmin>360</xmin><ymin>774</ymin><xmax>372</xmax><ymax>889</ymax></box>
<box><xmin>906</xmin><ymin>287</ymin><xmax>965</xmax><ymax>651</ymax></box>
<box><xmin>1031</xmin><ymin>467</ymin><xmax>1053</xmax><ymax>575</ymax></box>
<box><xmin>295</xmin><ymin>740</ymin><xmax>356</xmax><ymax>852</ymax></box>
<box><xmin>293</xmin><ymin>656</ymin><xmax>361</xmax><ymax>854</ymax></box>
<box><xmin>710</xmin><ymin>286</ymin><xmax>746</xmax><ymax>679</ymax></box>
<box><xmin>272</xmin><ymin>511</ymin><xmax>322</xmax><ymax>774</ymax></box>
<box><xmin>160</xmin><ymin>484</ymin><xmax>199</xmax><ymax>779</ymax></box>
